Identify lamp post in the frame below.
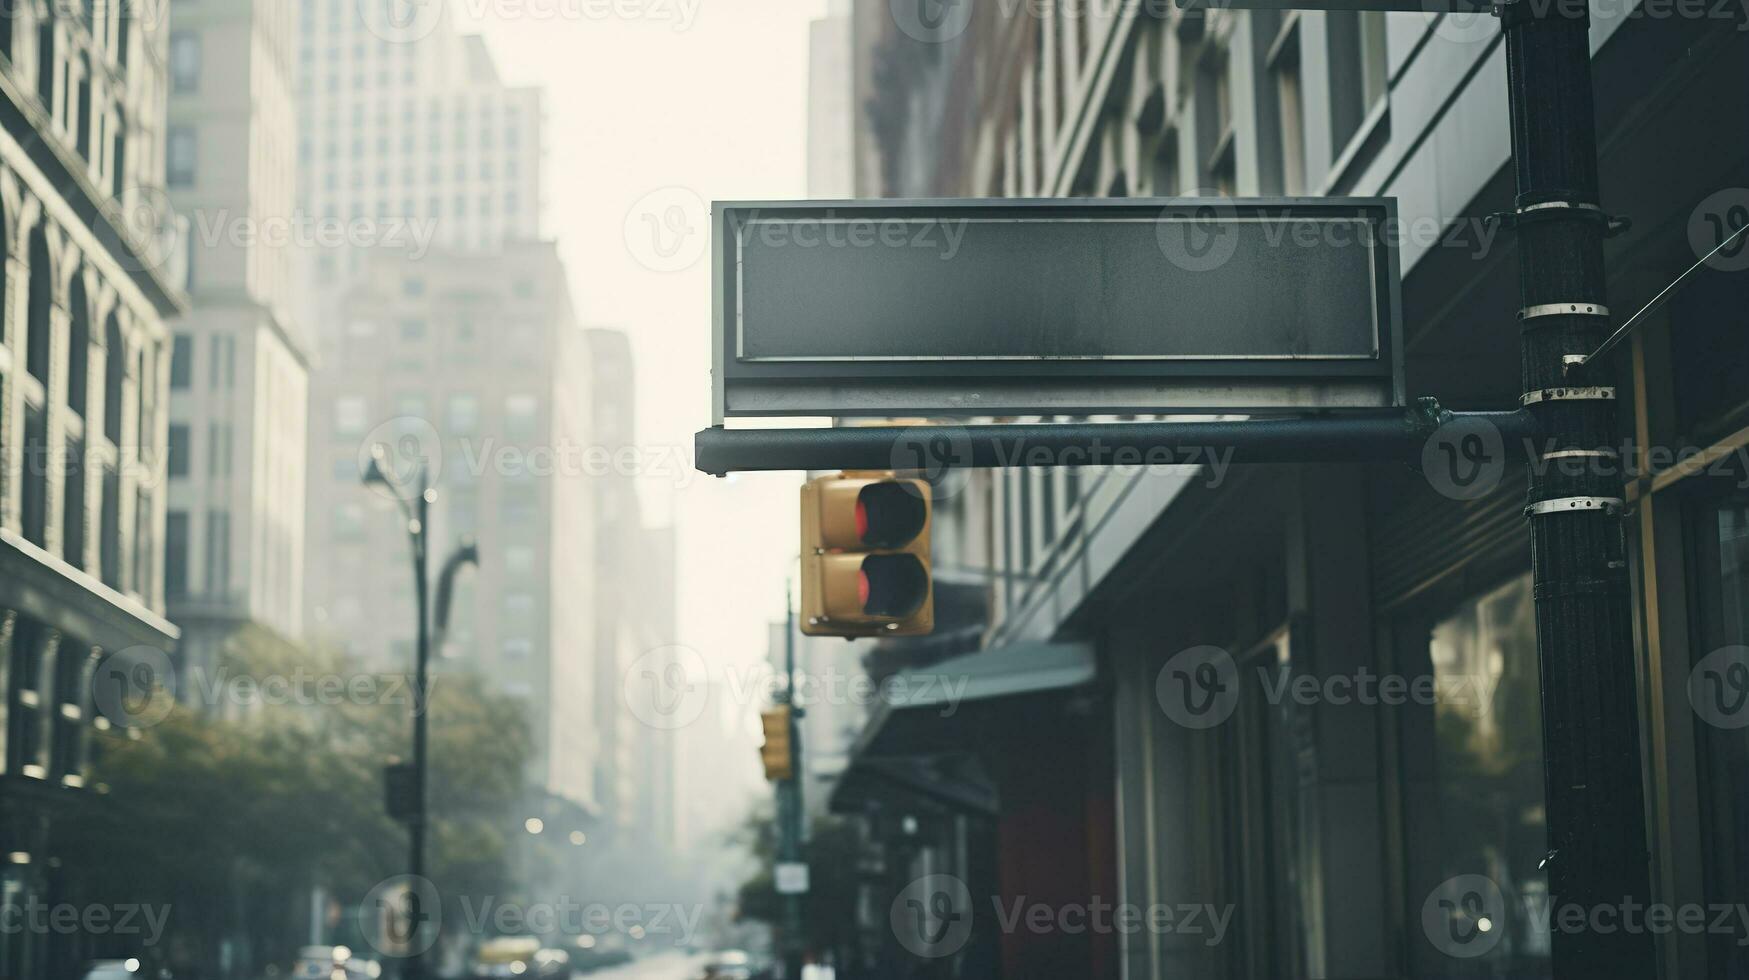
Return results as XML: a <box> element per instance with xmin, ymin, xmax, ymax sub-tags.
<box><xmin>363</xmin><ymin>446</ymin><xmax>478</xmax><ymax>980</ymax></box>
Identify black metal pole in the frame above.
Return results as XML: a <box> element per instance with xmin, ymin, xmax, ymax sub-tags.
<box><xmin>780</xmin><ymin>588</ymin><xmax>805</xmax><ymax>980</ymax></box>
<box><xmin>409</xmin><ymin>474</ymin><xmax>431</xmax><ymax>980</ymax></box>
<box><xmin>1501</xmin><ymin>1</ymin><xmax>1654</xmax><ymax>976</ymax></box>
<box><xmin>695</xmin><ymin>406</ymin><xmax>1536</xmax><ymax>475</ymax></box>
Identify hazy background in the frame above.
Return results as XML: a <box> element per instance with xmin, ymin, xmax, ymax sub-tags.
<box><xmin>468</xmin><ymin>1</ymin><xmax>824</xmax><ymax>762</ymax></box>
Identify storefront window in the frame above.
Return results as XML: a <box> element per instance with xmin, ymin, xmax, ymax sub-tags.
<box><xmin>1687</xmin><ymin>494</ymin><xmax>1749</xmax><ymax>979</ymax></box>
<box><xmin>1399</xmin><ymin>572</ymin><xmax>1551</xmax><ymax>977</ymax></box>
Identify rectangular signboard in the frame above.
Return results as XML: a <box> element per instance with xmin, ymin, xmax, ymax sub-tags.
<box><xmin>712</xmin><ymin>198</ymin><xmax>1403</xmax><ymax>420</ymax></box>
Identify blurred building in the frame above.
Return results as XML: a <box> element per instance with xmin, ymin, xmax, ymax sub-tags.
<box><xmin>293</xmin><ymin>0</ymin><xmax>543</xmax><ymax>284</ymax></box>
<box><xmin>583</xmin><ymin>329</ymin><xmax>680</xmax><ymax>853</ymax></box>
<box><xmin>0</xmin><ymin>2</ymin><xmax>185</xmax><ymax>975</ymax></box>
<box><xmin>165</xmin><ymin>0</ymin><xmax>312</xmax><ymax>696</ymax></box>
<box><xmin>826</xmin><ymin>3</ymin><xmax>1749</xmax><ymax>979</ymax></box>
<box><xmin>303</xmin><ymin>241</ymin><xmax>607</xmax><ymax>810</ymax></box>
<box><xmin>806</xmin><ymin>0</ymin><xmax>855</xmax><ymax>199</ymax></box>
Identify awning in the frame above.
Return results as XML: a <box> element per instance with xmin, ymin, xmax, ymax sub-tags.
<box><xmin>830</xmin><ymin>640</ymin><xmax>1096</xmax><ymax>816</ymax></box>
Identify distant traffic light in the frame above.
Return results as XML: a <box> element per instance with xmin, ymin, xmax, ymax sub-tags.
<box><xmin>800</xmin><ymin>473</ymin><xmax>934</xmax><ymax>638</ymax></box>
<box><xmin>760</xmin><ymin>706</ymin><xmax>794</xmax><ymax>782</ymax></box>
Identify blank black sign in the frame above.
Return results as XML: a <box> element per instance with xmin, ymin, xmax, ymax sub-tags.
<box><xmin>714</xmin><ymin>199</ymin><xmax>1403</xmax><ymax>417</ymax></box>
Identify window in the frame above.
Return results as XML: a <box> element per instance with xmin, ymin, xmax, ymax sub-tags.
<box><xmin>1197</xmin><ymin>48</ymin><xmax>1236</xmax><ymax>195</ymax></box>
<box><xmin>1396</xmin><ymin>573</ymin><xmax>1549</xmax><ymax>976</ymax></box>
<box><xmin>205</xmin><ymin>509</ymin><xmax>230</xmax><ymax>597</ymax></box>
<box><xmin>169</xmin><ymin>31</ymin><xmax>200</xmax><ymax>92</ymax></box>
<box><xmin>447</xmin><ymin>394</ymin><xmax>479</xmax><ymax>433</ymax></box>
<box><xmin>165</xmin><ymin>511</ymin><xmax>189</xmax><ymax>599</ymax></box>
<box><xmin>169</xmin><ymin>334</ymin><xmax>193</xmax><ymax>389</ymax></box>
<box><xmin>167</xmin><ymin>424</ymin><xmax>191</xmax><ymax>478</ymax></box>
<box><xmin>334</xmin><ymin>396</ymin><xmax>367</xmax><ymax>435</ymax></box>
<box><xmin>167</xmin><ymin>126</ymin><xmax>197</xmax><ymax>186</ymax></box>
<box><xmin>505</xmin><ymin>394</ymin><xmax>538</xmax><ymax>439</ymax></box>
<box><xmin>1686</xmin><ymin>492</ymin><xmax>1749</xmax><ymax>977</ymax></box>
<box><xmin>1269</xmin><ymin>20</ymin><xmax>1307</xmax><ymax>195</ymax></box>
<box><xmin>399</xmin><ymin>319</ymin><xmax>426</xmax><ymax>340</ymax></box>
<box><xmin>1327</xmin><ymin>12</ymin><xmax>1389</xmax><ymax>160</ymax></box>
<box><xmin>502</xmin><ymin>638</ymin><xmax>533</xmax><ymax>660</ymax></box>
<box><xmin>505</xmin><ymin>545</ymin><xmax>535</xmax><ymax>574</ymax></box>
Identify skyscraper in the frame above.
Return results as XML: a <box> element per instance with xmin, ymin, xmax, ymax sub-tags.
<box><xmin>165</xmin><ymin>0</ymin><xmax>312</xmax><ymax>690</ymax></box>
<box><xmin>294</xmin><ymin>0</ymin><xmax>542</xmax><ymax>283</ymax></box>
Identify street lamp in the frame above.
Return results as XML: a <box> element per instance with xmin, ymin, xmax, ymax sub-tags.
<box><xmin>362</xmin><ymin>446</ymin><xmax>478</xmax><ymax>980</ymax></box>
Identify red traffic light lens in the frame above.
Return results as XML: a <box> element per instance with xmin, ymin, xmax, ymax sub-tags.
<box><xmin>859</xmin><ymin>554</ymin><xmax>929</xmax><ymax>618</ymax></box>
<box><xmin>855</xmin><ymin>483</ymin><xmax>927</xmax><ymax>547</ymax></box>
<box><xmin>857</xmin><ymin>569</ymin><xmax>871</xmax><ymax>607</ymax></box>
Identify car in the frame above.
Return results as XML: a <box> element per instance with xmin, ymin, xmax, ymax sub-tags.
<box><xmin>474</xmin><ymin>937</ymin><xmax>572</xmax><ymax>978</ymax></box>
<box><xmin>292</xmin><ymin>946</ymin><xmax>379</xmax><ymax>980</ymax></box>
<box><xmin>82</xmin><ymin>961</ymin><xmax>144</xmax><ymax>980</ymax></box>
<box><xmin>697</xmin><ymin>950</ymin><xmax>755</xmax><ymax>980</ymax></box>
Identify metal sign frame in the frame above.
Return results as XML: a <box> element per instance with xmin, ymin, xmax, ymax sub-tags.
<box><xmin>712</xmin><ymin>197</ymin><xmax>1405</xmax><ymax>421</ymax></box>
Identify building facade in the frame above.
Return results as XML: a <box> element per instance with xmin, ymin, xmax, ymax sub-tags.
<box><xmin>832</xmin><ymin>2</ymin><xmax>1749</xmax><ymax>979</ymax></box>
<box><xmin>165</xmin><ymin>0</ymin><xmax>312</xmax><ymax>696</ymax></box>
<box><xmin>0</xmin><ymin>0</ymin><xmax>184</xmax><ymax>974</ymax></box>
<box><xmin>294</xmin><ymin>0</ymin><xmax>542</xmax><ymax>282</ymax></box>
<box><xmin>302</xmin><ymin>240</ymin><xmax>606</xmax><ymax>809</ymax></box>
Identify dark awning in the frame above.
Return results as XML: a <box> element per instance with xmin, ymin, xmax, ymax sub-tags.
<box><xmin>830</xmin><ymin>641</ymin><xmax>1096</xmax><ymax>816</ymax></box>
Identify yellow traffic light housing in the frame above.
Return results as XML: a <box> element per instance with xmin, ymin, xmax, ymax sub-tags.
<box><xmin>760</xmin><ymin>706</ymin><xmax>794</xmax><ymax>782</ymax></box>
<box><xmin>800</xmin><ymin>472</ymin><xmax>934</xmax><ymax>638</ymax></box>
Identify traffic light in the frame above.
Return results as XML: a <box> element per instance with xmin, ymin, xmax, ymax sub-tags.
<box><xmin>760</xmin><ymin>706</ymin><xmax>794</xmax><ymax>782</ymax></box>
<box><xmin>800</xmin><ymin>472</ymin><xmax>934</xmax><ymax>637</ymax></box>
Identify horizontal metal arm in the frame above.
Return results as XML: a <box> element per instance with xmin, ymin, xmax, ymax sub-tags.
<box><xmin>694</xmin><ymin>405</ymin><xmax>1539</xmax><ymax>475</ymax></box>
